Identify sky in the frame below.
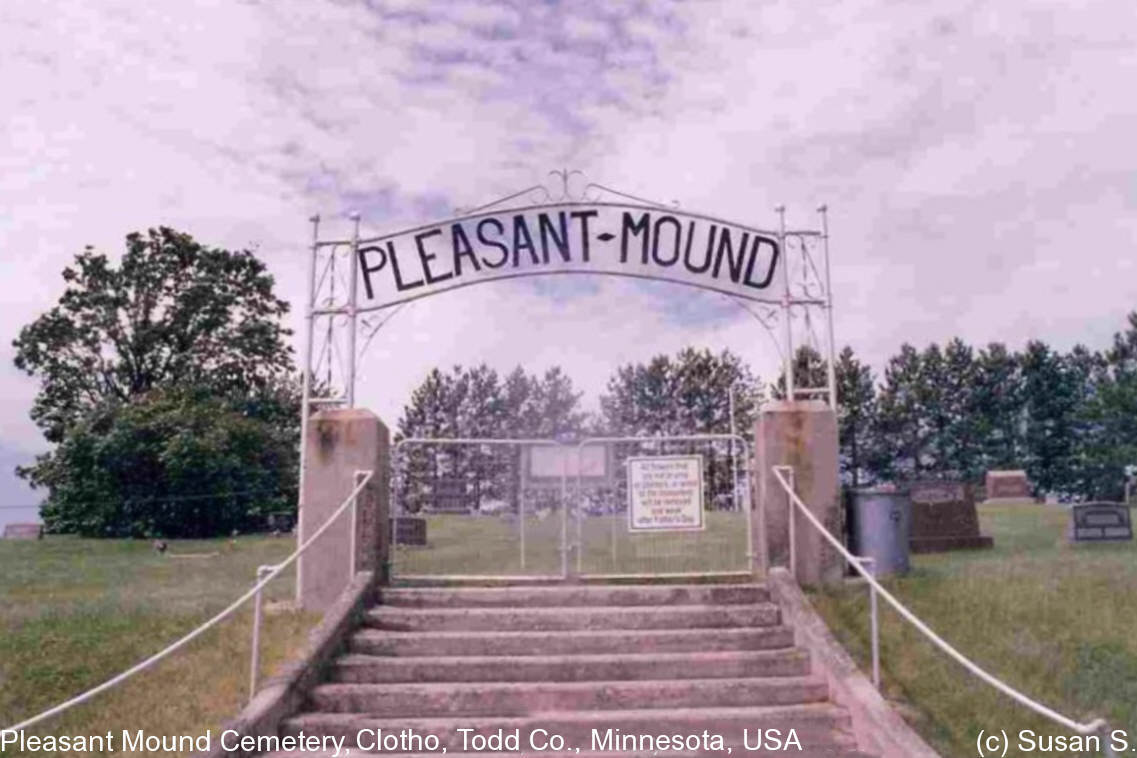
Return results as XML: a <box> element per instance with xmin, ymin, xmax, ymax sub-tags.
<box><xmin>2</xmin><ymin>0</ymin><xmax>1136</xmax><ymax>523</ymax></box>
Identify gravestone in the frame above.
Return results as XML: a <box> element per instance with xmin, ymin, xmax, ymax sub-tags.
<box><xmin>3</xmin><ymin>523</ymin><xmax>43</xmax><ymax>540</ymax></box>
<box><xmin>907</xmin><ymin>480</ymin><xmax>994</xmax><ymax>553</ymax></box>
<box><xmin>428</xmin><ymin>478</ymin><xmax>474</xmax><ymax>514</ymax></box>
<box><xmin>984</xmin><ymin>469</ymin><xmax>1032</xmax><ymax>502</ymax></box>
<box><xmin>390</xmin><ymin>516</ymin><xmax>428</xmax><ymax>545</ymax></box>
<box><xmin>1068</xmin><ymin>503</ymin><xmax>1133</xmax><ymax>542</ymax></box>
<box><xmin>266</xmin><ymin>512</ymin><xmax>295</xmax><ymax>533</ymax></box>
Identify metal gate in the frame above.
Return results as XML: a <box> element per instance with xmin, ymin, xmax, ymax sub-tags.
<box><xmin>390</xmin><ymin>435</ymin><xmax>753</xmax><ymax>582</ymax></box>
<box><xmin>570</xmin><ymin>435</ymin><xmax>753</xmax><ymax>579</ymax></box>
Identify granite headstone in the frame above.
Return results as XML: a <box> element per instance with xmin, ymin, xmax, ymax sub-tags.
<box><xmin>985</xmin><ymin>470</ymin><xmax>1032</xmax><ymax>501</ymax></box>
<box><xmin>907</xmin><ymin>479</ymin><xmax>994</xmax><ymax>553</ymax></box>
<box><xmin>1068</xmin><ymin>503</ymin><xmax>1132</xmax><ymax>542</ymax></box>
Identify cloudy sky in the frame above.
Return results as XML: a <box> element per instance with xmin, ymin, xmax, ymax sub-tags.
<box><xmin>2</xmin><ymin>0</ymin><xmax>1136</xmax><ymax>519</ymax></box>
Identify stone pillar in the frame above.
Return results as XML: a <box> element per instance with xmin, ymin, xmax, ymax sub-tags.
<box><xmin>298</xmin><ymin>408</ymin><xmax>390</xmax><ymax>612</ymax></box>
<box><xmin>753</xmin><ymin>400</ymin><xmax>842</xmax><ymax>586</ymax></box>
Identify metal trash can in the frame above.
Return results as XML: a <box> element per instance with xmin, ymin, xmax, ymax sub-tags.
<box><xmin>846</xmin><ymin>488</ymin><xmax>912</xmax><ymax>576</ymax></box>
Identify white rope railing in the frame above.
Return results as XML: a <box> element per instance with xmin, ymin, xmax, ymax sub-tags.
<box><xmin>2</xmin><ymin>470</ymin><xmax>374</xmax><ymax>735</ymax></box>
<box><xmin>771</xmin><ymin>466</ymin><xmax>1112</xmax><ymax>742</ymax></box>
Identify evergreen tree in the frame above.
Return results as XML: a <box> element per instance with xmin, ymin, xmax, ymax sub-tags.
<box><xmin>972</xmin><ymin>343</ymin><xmax>1025</xmax><ymax>468</ymax></box>
<box><xmin>873</xmin><ymin>344</ymin><xmax>928</xmax><ymax>478</ymax></box>
<box><xmin>834</xmin><ymin>347</ymin><xmax>875</xmax><ymax>487</ymax></box>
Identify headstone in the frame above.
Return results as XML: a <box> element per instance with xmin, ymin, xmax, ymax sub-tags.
<box><xmin>429</xmin><ymin>478</ymin><xmax>473</xmax><ymax>513</ymax></box>
<box><xmin>3</xmin><ymin>523</ymin><xmax>43</xmax><ymax>540</ymax></box>
<box><xmin>1068</xmin><ymin>503</ymin><xmax>1133</xmax><ymax>542</ymax></box>
<box><xmin>984</xmin><ymin>469</ymin><xmax>1032</xmax><ymax>502</ymax></box>
<box><xmin>906</xmin><ymin>479</ymin><xmax>994</xmax><ymax>553</ymax></box>
<box><xmin>266</xmin><ymin>512</ymin><xmax>296</xmax><ymax>533</ymax></box>
<box><xmin>390</xmin><ymin>516</ymin><xmax>428</xmax><ymax>545</ymax></box>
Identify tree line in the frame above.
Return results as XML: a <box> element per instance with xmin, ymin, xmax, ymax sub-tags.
<box><xmin>394</xmin><ymin>349</ymin><xmax>762</xmax><ymax>512</ymax></box>
<box><xmin>832</xmin><ymin>315</ymin><xmax>1137</xmax><ymax>499</ymax></box>
<box><xmin>398</xmin><ymin>315</ymin><xmax>1137</xmax><ymax>503</ymax></box>
<box><xmin>15</xmin><ymin>226</ymin><xmax>1137</xmax><ymax>536</ymax></box>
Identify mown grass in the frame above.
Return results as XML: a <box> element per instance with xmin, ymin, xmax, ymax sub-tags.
<box><xmin>393</xmin><ymin>510</ymin><xmax>751</xmax><ymax>577</ymax></box>
<box><xmin>0</xmin><ymin>535</ymin><xmax>318</xmax><ymax>757</ymax></box>
<box><xmin>810</xmin><ymin>504</ymin><xmax>1137</xmax><ymax>757</ymax></box>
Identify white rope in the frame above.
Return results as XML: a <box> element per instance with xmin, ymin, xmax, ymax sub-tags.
<box><xmin>771</xmin><ymin>467</ymin><xmax>1107</xmax><ymax>737</ymax></box>
<box><xmin>2</xmin><ymin>471</ymin><xmax>374</xmax><ymax>735</ymax></box>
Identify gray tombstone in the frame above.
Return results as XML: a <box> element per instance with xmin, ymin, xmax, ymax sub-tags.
<box><xmin>430</xmin><ymin>478</ymin><xmax>473</xmax><ymax>513</ymax></box>
<box><xmin>1068</xmin><ymin>503</ymin><xmax>1133</xmax><ymax>542</ymax></box>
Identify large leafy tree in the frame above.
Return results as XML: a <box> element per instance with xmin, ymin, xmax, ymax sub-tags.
<box><xmin>13</xmin><ymin>227</ymin><xmax>297</xmax><ymax>536</ymax></box>
<box><xmin>35</xmin><ymin>388</ymin><xmax>298</xmax><ymax>538</ymax></box>
<box><xmin>15</xmin><ymin>227</ymin><xmax>292</xmax><ymax>441</ymax></box>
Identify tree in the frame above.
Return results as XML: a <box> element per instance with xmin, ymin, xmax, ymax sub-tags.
<box><xmin>33</xmin><ymin>388</ymin><xmax>298</xmax><ymax>538</ymax></box>
<box><xmin>939</xmin><ymin>338</ymin><xmax>982</xmax><ymax>478</ymax></box>
<box><xmin>600</xmin><ymin>348</ymin><xmax>763</xmax><ymax>436</ymax></box>
<box><xmin>1020</xmin><ymin>341</ymin><xmax>1084</xmax><ymax>495</ymax></box>
<box><xmin>872</xmin><ymin>344</ymin><xmax>927</xmax><ymax>479</ymax></box>
<box><xmin>1073</xmin><ymin>314</ymin><xmax>1137</xmax><ymax>499</ymax></box>
<box><xmin>14</xmin><ymin>227</ymin><xmax>292</xmax><ymax>443</ymax></box>
<box><xmin>770</xmin><ymin>345</ymin><xmax>829</xmax><ymax>401</ymax></box>
<box><xmin>834</xmin><ymin>347</ymin><xmax>875</xmax><ymax>487</ymax></box>
<box><xmin>972</xmin><ymin>343</ymin><xmax>1025</xmax><ymax>468</ymax></box>
<box><xmin>13</xmin><ymin>227</ymin><xmax>297</xmax><ymax>536</ymax></box>
<box><xmin>395</xmin><ymin>364</ymin><xmax>588</xmax><ymax>512</ymax></box>
<box><xmin>600</xmin><ymin>347</ymin><xmax>763</xmax><ymax>507</ymax></box>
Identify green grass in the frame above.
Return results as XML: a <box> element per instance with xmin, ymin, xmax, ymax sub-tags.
<box><xmin>393</xmin><ymin>510</ymin><xmax>751</xmax><ymax>577</ymax></box>
<box><xmin>810</xmin><ymin>504</ymin><xmax>1137</xmax><ymax>757</ymax></box>
<box><xmin>0</xmin><ymin>535</ymin><xmax>317</xmax><ymax>757</ymax></box>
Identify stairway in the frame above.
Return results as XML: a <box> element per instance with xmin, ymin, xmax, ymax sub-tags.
<box><xmin>267</xmin><ymin>584</ymin><xmax>875</xmax><ymax>757</ymax></box>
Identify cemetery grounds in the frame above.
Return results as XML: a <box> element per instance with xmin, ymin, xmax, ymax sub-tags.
<box><xmin>811</xmin><ymin>502</ymin><xmax>1137</xmax><ymax>757</ymax></box>
<box><xmin>0</xmin><ymin>535</ymin><xmax>313</xmax><ymax>757</ymax></box>
<box><xmin>2</xmin><ymin>505</ymin><xmax>1135</xmax><ymax>757</ymax></box>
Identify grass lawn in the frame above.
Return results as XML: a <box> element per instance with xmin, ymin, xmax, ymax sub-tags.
<box><xmin>810</xmin><ymin>503</ymin><xmax>1137</xmax><ymax>757</ymax></box>
<box><xmin>0</xmin><ymin>535</ymin><xmax>317</xmax><ymax>757</ymax></box>
<box><xmin>393</xmin><ymin>510</ymin><xmax>751</xmax><ymax>577</ymax></box>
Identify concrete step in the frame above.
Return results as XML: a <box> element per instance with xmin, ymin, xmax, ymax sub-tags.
<box><xmin>332</xmin><ymin>648</ymin><xmax>812</xmax><ymax>683</ymax></box>
<box><xmin>349</xmin><ymin>625</ymin><xmax>796</xmax><ymax>657</ymax></box>
<box><xmin>362</xmin><ymin>603</ymin><xmax>780</xmax><ymax>632</ymax></box>
<box><xmin>377</xmin><ymin>584</ymin><xmax>770</xmax><ymax>608</ymax></box>
<box><xmin>308</xmin><ymin>676</ymin><xmax>830</xmax><ymax>716</ymax></box>
<box><xmin>280</xmin><ymin>703</ymin><xmax>856</xmax><ymax>751</ymax></box>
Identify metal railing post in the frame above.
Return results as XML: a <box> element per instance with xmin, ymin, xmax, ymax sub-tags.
<box><xmin>856</xmin><ymin>556</ymin><xmax>880</xmax><ymax>689</ymax></box>
<box><xmin>350</xmin><ymin>470</ymin><xmax>367</xmax><ymax>578</ymax></box>
<box><xmin>774</xmin><ymin>465</ymin><xmax>797</xmax><ymax>578</ymax></box>
<box><xmin>519</xmin><ymin>455</ymin><xmax>527</xmax><ymax>571</ymax></box>
<box><xmin>249</xmin><ymin>563</ymin><xmax>275</xmax><ymax>701</ymax></box>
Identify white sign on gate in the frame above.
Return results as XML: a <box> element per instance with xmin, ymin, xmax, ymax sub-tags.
<box><xmin>627</xmin><ymin>455</ymin><xmax>705</xmax><ymax>531</ymax></box>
